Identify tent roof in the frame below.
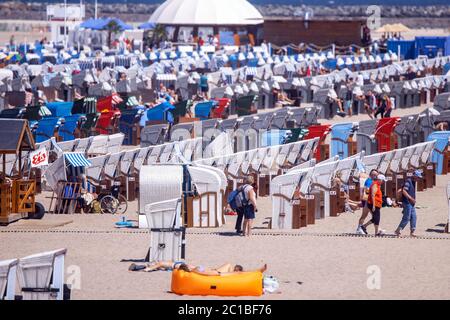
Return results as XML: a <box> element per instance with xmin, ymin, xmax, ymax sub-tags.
<box><xmin>149</xmin><ymin>0</ymin><xmax>264</xmax><ymax>26</ymax></box>
<box><xmin>80</xmin><ymin>18</ymin><xmax>133</xmax><ymax>31</ymax></box>
<box><xmin>0</xmin><ymin>119</ymin><xmax>35</xmax><ymax>154</ymax></box>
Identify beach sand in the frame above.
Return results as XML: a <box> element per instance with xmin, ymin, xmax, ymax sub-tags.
<box><xmin>1</xmin><ymin>102</ymin><xmax>449</xmax><ymax>300</ymax></box>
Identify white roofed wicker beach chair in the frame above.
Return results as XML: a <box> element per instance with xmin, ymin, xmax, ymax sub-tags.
<box><xmin>0</xmin><ymin>259</ymin><xmax>18</xmax><ymax>300</ymax></box>
<box><xmin>17</xmin><ymin>249</ymin><xmax>67</xmax><ymax>300</ymax></box>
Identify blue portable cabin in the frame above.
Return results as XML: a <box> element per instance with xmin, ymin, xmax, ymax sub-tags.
<box><xmin>330</xmin><ymin>123</ymin><xmax>356</xmax><ymax>160</ymax></box>
<box><xmin>427</xmin><ymin>131</ymin><xmax>450</xmax><ymax>175</ymax></box>
<box><xmin>387</xmin><ymin>40</ymin><xmax>416</xmax><ymax>60</ymax></box>
<box><xmin>415</xmin><ymin>37</ymin><xmax>448</xmax><ymax>59</ymax></box>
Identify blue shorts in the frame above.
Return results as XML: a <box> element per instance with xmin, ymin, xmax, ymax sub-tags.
<box><xmin>344</xmin><ymin>100</ymin><xmax>352</xmax><ymax>111</ymax></box>
<box><xmin>244</xmin><ymin>206</ymin><xmax>255</xmax><ymax>220</ymax></box>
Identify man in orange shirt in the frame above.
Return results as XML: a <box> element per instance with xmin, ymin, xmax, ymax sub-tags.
<box><xmin>361</xmin><ymin>174</ymin><xmax>386</xmax><ymax>236</ymax></box>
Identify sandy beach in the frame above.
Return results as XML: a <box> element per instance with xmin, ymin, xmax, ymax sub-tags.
<box><xmin>1</xmin><ymin>103</ymin><xmax>449</xmax><ymax>300</ymax></box>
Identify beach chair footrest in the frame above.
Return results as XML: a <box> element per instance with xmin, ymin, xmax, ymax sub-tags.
<box><xmin>22</xmin><ymin>287</ymin><xmax>60</xmax><ymax>293</ymax></box>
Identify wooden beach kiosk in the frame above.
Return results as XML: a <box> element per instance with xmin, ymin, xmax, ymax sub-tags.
<box><xmin>0</xmin><ymin>119</ymin><xmax>43</xmax><ymax>225</ymax></box>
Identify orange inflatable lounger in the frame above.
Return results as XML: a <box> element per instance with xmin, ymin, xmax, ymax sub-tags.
<box><xmin>171</xmin><ymin>270</ymin><xmax>264</xmax><ymax>297</ymax></box>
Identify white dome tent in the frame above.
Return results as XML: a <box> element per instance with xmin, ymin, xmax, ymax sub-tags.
<box><xmin>149</xmin><ymin>0</ymin><xmax>263</xmax><ymax>26</ymax></box>
<box><xmin>149</xmin><ymin>0</ymin><xmax>264</xmax><ymax>45</ymax></box>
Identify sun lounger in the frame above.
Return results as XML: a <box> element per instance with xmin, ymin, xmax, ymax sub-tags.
<box><xmin>0</xmin><ymin>259</ymin><xmax>18</xmax><ymax>300</ymax></box>
<box><xmin>17</xmin><ymin>249</ymin><xmax>67</xmax><ymax>300</ymax></box>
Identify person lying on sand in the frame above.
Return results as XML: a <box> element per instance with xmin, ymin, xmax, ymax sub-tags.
<box><xmin>129</xmin><ymin>261</ymin><xmax>267</xmax><ymax>276</ymax></box>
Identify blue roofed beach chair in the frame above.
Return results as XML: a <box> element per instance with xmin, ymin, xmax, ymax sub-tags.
<box><xmin>34</xmin><ymin>117</ymin><xmax>61</xmax><ymax>143</ymax></box>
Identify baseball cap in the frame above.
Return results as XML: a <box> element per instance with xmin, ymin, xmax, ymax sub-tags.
<box><xmin>377</xmin><ymin>174</ymin><xmax>387</xmax><ymax>182</ymax></box>
<box><xmin>413</xmin><ymin>170</ymin><xmax>423</xmax><ymax>178</ymax></box>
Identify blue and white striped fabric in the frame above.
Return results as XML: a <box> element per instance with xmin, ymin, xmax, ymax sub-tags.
<box><xmin>156</xmin><ymin>74</ymin><xmax>177</xmax><ymax>81</ymax></box>
<box><xmin>115</xmin><ymin>55</ymin><xmax>131</xmax><ymax>68</ymax></box>
<box><xmin>65</xmin><ymin>153</ymin><xmax>92</xmax><ymax>167</ymax></box>
<box><xmin>79</xmin><ymin>60</ymin><xmax>94</xmax><ymax>71</ymax></box>
<box><xmin>245</xmin><ymin>67</ymin><xmax>257</xmax><ymax>76</ymax></box>
<box><xmin>102</xmin><ymin>56</ymin><xmax>115</xmax><ymax>69</ymax></box>
<box><xmin>220</xmin><ymin>67</ymin><xmax>234</xmax><ymax>85</ymax></box>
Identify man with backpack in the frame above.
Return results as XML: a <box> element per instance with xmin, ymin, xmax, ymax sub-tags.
<box><xmin>360</xmin><ymin>174</ymin><xmax>387</xmax><ymax>236</ymax></box>
<box><xmin>395</xmin><ymin>170</ymin><xmax>422</xmax><ymax>237</ymax></box>
<box><xmin>229</xmin><ymin>176</ymin><xmax>258</xmax><ymax>236</ymax></box>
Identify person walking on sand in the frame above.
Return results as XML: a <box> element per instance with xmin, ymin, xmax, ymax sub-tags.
<box><xmin>361</xmin><ymin>174</ymin><xmax>386</xmax><ymax>236</ymax></box>
<box><xmin>234</xmin><ymin>176</ymin><xmax>258</xmax><ymax>237</ymax></box>
<box><xmin>356</xmin><ymin>169</ymin><xmax>379</xmax><ymax>235</ymax></box>
<box><xmin>395</xmin><ymin>170</ymin><xmax>422</xmax><ymax>237</ymax></box>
